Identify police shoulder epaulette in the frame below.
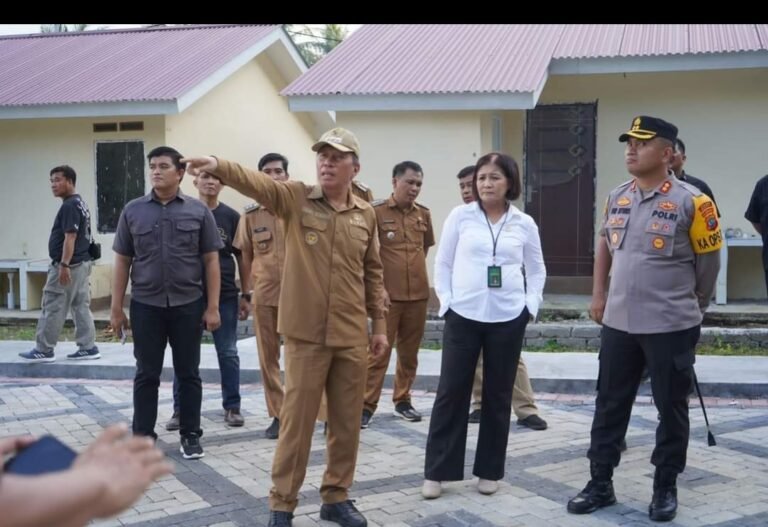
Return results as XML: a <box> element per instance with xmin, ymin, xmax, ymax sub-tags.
<box><xmin>371</xmin><ymin>199</ymin><xmax>387</xmax><ymax>207</ymax></box>
<box><xmin>415</xmin><ymin>201</ymin><xmax>430</xmax><ymax>210</ymax></box>
<box><xmin>243</xmin><ymin>202</ymin><xmax>261</xmax><ymax>213</ymax></box>
<box><xmin>678</xmin><ymin>179</ymin><xmax>703</xmax><ymax>197</ymax></box>
<box><xmin>353</xmin><ymin>180</ymin><xmax>370</xmax><ymax>191</ymax></box>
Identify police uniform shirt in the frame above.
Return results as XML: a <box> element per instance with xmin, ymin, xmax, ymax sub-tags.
<box><xmin>601</xmin><ymin>176</ymin><xmax>721</xmax><ymax>334</ymax></box>
<box><xmin>373</xmin><ymin>195</ymin><xmax>435</xmax><ymax>301</ymax></box>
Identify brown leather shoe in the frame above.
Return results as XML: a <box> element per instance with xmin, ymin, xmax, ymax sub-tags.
<box><xmin>224</xmin><ymin>408</ymin><xmax>244</xmax><ymax>427</ymax></box>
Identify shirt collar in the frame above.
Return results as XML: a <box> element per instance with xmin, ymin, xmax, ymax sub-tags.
<box><xmin>144</xmin><ymin>189</ymin><xmax>186</xmax><ymax>203</ymax></box>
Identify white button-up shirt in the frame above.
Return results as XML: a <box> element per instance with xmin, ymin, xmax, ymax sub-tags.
<box><xmin>434</xmin><ymin>202</ymin><xmax>546</xmax><ymax>323</ymax></box>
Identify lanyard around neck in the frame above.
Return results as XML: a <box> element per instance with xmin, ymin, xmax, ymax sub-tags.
<box><xmin>483</xmin><ymin>204</ymin><xmax>509</xmax><ymax>265</ymax></box>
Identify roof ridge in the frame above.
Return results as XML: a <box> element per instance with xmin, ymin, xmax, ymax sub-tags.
<box><xmin>0</xmin><ymin>24</ymin><xmax>276</xmax><ymax>41</ymax></box>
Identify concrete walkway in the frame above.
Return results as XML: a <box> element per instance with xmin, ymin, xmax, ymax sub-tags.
<box><xmin>2</xmin><ymin>337</ymin><xmax>767</xmax><ymax>398</ymax></box>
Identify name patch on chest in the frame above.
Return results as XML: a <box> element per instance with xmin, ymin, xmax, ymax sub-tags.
<box><xmin>651</xmin><ymin>210</ymin><xmax>678</xmax><ymax>221</ymax></box>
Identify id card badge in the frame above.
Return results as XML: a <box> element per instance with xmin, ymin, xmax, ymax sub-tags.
<box><xmin>487</xmin><ymin>265</ymin><xmax>502</xmax><ymax>288</ymax></box>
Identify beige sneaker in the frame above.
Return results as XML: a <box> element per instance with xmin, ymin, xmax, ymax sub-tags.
<box><xmin>477</xmin><ymin>478</ymin><xmax>499</xmax><ymax>495</ymax></box>
<box><xmin>422</xmin><ymin>479</ymin><xmax>442</xmax><ymax>499</ymax></box>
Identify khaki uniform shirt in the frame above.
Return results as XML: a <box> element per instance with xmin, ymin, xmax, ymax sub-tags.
<box><xmin>233</xmin><ymin>204</ymin><xmax>286</xmax><ymax>307</ymax></box>
<box><xmin>601</xmin><ymin>176</ymin><xmax>721</xmax><ymax>334</ymax></box>
<box><xmin>373</xmin><ymin>195</ymin><xmax>435</xmax><ymax>301</ymax></box>
<box><xmin>213</xmin><ymin>159</ymin><xmax>387</xmax><ymax>347</ymax></box>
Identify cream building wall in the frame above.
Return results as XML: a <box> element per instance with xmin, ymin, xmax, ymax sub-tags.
<box><xmin>1</xmin><ymin>52</ymin><xmax>323</xmax><ymax>307</ymax></box>
<box><xmin>332</xmin><ymin>68</ymin><xmax>768</xmax><ymax>298</ymax></box>
<box><xmin>169</xmin><ymin>54</ymin><xmax>318</xmax><ymax>208</ymax></box>
<box><xmin>336</xmin><ymin>111</ymin><xmax>485</xmax><ymax>278</ymax></box>
<box><xmin>538</xmin><ymin>68</ymin><xmax>768</xmax><ymax>298</ymax></box>
<box><xmin>0</xmin><ymin>116</ymin><xmax>165</xmax><ymax>303</ymax></box>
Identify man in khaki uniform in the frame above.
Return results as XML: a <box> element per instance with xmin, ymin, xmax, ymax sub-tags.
<box><xmin>317</xmin><ymin>177</ymin><xmax>375</xmax><ymax>427</ymax></box>
<box><xmin>362</xmin><ymin>161</ymin><xmax>434</xmax><ymax>428</ymax></box>
<box><xmin>233</xmin><ymin>153</ymin><xmax>289</xmax><ymax>440</ymax></box>
<box><xmin>455</xmin><ymin>165</ymin><xmax>548</xmax><ymax>431</ymax></box>
<box><xmin>183</xmin><ymin>128</ymin><xmax>388</xmax><ymax>527</ymax></box>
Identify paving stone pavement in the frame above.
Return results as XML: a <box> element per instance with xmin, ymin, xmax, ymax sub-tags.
<box><xmin>1</xmin><ymin>378</ymin><xmax>767</xmax><ymax>527</ymax></box>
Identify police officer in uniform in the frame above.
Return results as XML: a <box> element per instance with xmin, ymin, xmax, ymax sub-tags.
<box><xmin>362</xmin><ymin>161</ymin><xmax>434</xmax><ymax>428</ymax></box>
<box><xmin>183</xmin><ymin>128</ymin><xmax>388</xmax><ymax>527</ymax></box>
<box><xmin>233</xmin><ymin>153</ymin><xmax>289</xmax><ymax>440</ymax></box>
<box><xmin>567</xmin><ymin>116</ymin><xmax>721</xmax><ymax>522</ymax></box>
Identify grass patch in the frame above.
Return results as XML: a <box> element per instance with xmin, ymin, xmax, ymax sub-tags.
<box><xmin>0</xmin><ymin>323</ymin><xmax>221</xmax><ymax>345</ymax></box>
<box><xmin>1</xmin><ymin>324</ymin><xmax>766</xmax><ymax>357</ymax></box>
<box><xmin>414</xmin><ymin>339</ymin><xmax>767</xmax><ymax>356</ymax></box>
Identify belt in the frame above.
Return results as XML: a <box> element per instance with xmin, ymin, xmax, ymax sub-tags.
<box><xmin>52</xmin><ymin>261</ymin><xmax>84</xmax><ymax>268</ymax></box>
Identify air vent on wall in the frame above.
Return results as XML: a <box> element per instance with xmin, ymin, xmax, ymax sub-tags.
<box><xmin>93</xmin><ymin>122</ymin><xmax>118</xmax><ymax>132</ymax></box>
<box><xmin>119</xmin><ymin>121</ymin><xmax>144</xmax><ymax>131</ymax></box>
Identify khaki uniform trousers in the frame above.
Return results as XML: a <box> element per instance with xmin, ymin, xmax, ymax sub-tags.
<box><xmin>471</xmin><ymin>356</ymin><xmax>539</xmax><ymax>419</ymax></box>
<box><xmin>270</xmin><ymin>338</ymin><xmax>367</xmax><ymax>512</ymax></box>
<box><xmin>363</xmin><ymin>299</ymin><xmax>427</xmax><ymax>413</ymax></box>
<box><xmin>254</xmin><ymin>304</ymin><xmax>284</xmax><ymax>418</ymax></box>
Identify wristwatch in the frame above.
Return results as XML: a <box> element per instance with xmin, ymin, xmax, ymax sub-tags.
<box><xmin>241</xmin><ymin>292</ymin><xmax>252</xmax><ymax>302</ymax></box>
<box><xmin>60</xmin><ymin>262</ymin><xmax>71</xmax><ymax>268</ymax></box>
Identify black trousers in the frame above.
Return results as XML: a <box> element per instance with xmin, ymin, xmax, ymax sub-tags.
<box><xmin>425</xmin><ymin>308</ymin><xmax>528</xmax><ymax>481</ymax></box>
<box><xmin>131</xmin><ymin>298</ymin><xmax>204</xmax><ymax>439</ymax></box>
<box><xmin>588</xmin><ymin>324</ymin><xmax>699</xmax><ymax>474</ymax></box>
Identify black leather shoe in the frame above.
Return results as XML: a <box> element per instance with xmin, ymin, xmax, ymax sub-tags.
<box><xmin>320</xmin><ymin>499</ymin><xmax>367</xmax><ymax>527</ymax></box>
<box><xmin>267</xmin><ymin>510</ymin><xmax>293</xmax><ymax>527</ymax></box>
<box><xmin>517</xmin><ymin>414</ymin><xmax>548</xmax><ymax>430</ymax></box>
<box><xmin>567</xmin><ymin>462</ymin><xmax>616</xmax><ymax>514</ymax></box>
<box><xmin>567</xmin><ymin>479</ymin><xmax>617</xmax><ymax>514</ymax></box>
<box><xmin>265</xmin><ymin>417</ymin><xmax>279</xmax><ymax>439</ymax></box>
<box><xmin>468</xmin><ymin>409</ymin><xmax>481</xmax><ymax>424</ymax></box>
<box><xmin>649</xmin><ymin>487</ymin><xmax>677</xmax><ymax>521</ymax></box>
<box><xmin>649</xmin><ymin>468</ymin><xmax>678</xmax><ymax>522</ymax></box>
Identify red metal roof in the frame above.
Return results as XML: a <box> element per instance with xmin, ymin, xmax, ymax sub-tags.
<box><xmin>284</xmin><ymin>24</ymin><xmax>768</xmax><ymax>97</ymax></box>
<box><xmin>0</xmin><ymin>25</ymin><xmax>280</xmax><ymax>107</ymax></box>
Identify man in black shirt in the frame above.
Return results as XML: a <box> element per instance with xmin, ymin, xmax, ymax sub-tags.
<box><xmin>166</xmin><ymin>171</ymin><xmax>248</xmax><ymax>430</ymax></box>
<box><xmin>671</xmin><ymin>138</ymin><xmax>719</xmax><ymax>214</ymax></box>
<box><xmin>19</xmin><ymin>165</ymin><xmax>99</xmax><ymax>363</ymax></box>
<box><xmin>745</xmin><ymin>174</ymin><xmax>768</xmax><ymax>295</ymax></box>
<box><xmin>111</xmin><ymin>146</ymin><xmax>223</xmax><ymax>460</ymax></box>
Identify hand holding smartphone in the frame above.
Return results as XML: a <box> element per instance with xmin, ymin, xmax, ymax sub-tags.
<box><xmin>3</xmin><ymin>435</ymin><xmax>77</xmax><ymax>475</ymax></box>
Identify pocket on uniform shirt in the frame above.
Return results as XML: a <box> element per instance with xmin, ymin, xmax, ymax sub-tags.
<box><xmin>253</xmin><ymin>230</ymin><xmax>273</xmax><ymax>253</ymax></box>
<box><xmin>350</xmin><ymin>226</ymin><xmax>369</xmax><ymax>242</ymax></box>
<box><xmin>606</xmin><ymin>226</ymin><xmax>627</xmax><ymax>250</ymax></box>
<box><xmin>175</xmin><ymin>220</ymin><xmax>201</xmax><ymax>251</ymax></box>
<box><xmin>131</xmin><ymin>225</ymin><xmax>158</xmax><ymax>255</ymax></box>
<box><xmin>380</xmin><ymin>223</ymin><xmax>399</xmax><ymax>243</ymax></box>
<box><xmin>300</xmin><ymin>213</ymin><xmax>328</xmax><ymax>231</ymax></box>
<box><xmin>643</xmin><ymin>220</ymin><xmax>676</xmax><ymax>257</ymax></box>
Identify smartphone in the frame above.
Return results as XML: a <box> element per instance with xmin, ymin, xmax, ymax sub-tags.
<box><xmin>3</xmin><ymin>435</ymin><xmax>77</xmax><ymax>475</ymax></box>
<box><xmin>120</xmin><ymin>327</ymin><xmax>128</xmax><ymax>345</ymax></box>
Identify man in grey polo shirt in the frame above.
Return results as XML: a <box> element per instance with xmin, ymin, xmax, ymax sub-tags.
<box><xmin>110</xmin><ymin>146</ymin><xmax>223</xmax><ymax>460</ymax></box>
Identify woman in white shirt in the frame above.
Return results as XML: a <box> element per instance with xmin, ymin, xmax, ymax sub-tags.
<box><xmin>422</xmin><ymin>153</ymin><xmax>546</xmax><ymax>499</ymax></box>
